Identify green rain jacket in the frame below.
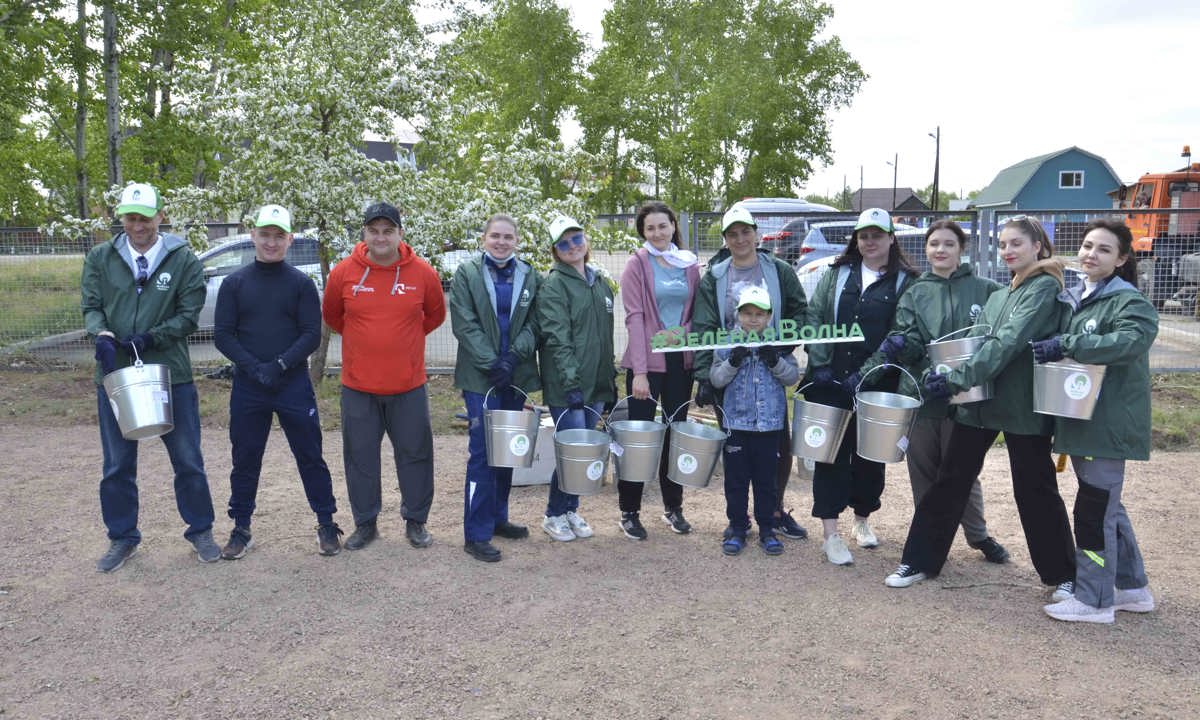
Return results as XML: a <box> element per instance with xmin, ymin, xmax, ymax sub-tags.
<box><xmin>81</xmin><ymin>232</ymin><xmax>205</xmax><ymax>385</ymax></box>
<box><xmin>880</xmin><ymin>264</ymin><xmax>1002</xmax><ymax>419</ymax></box>
<box><xmin>450</xmin><ymin>254</ymin><xmax>542</xmax><ymax>396</ymax></box>
<box><xmin>1051</xmin><ymin>275</ymin><xmax>1158</xmax><ymax>460</ymax></box>
<box><xmin>535</xmin><ymin>261</ymin><xmax>616</xmax><ymax>407</ymax></box>
<box><xmin>949</xmin><ymin>258</ymin><xmax>1068</xmax><ymax>436</ymax></box>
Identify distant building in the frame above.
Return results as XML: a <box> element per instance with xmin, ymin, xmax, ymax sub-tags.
<box><xmin>970</xmin><ymin>146</ymin><xmax>1120</xmax><ymax>211</ymax></box>
<box><xmin>849</xmin><ymin>187</ymin><xmax>929</xmax><ymax>213</ymax></box>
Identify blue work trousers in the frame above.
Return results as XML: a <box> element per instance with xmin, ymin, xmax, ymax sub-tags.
<box><xmin>97</xmin><ymin>381</ymin><xmax>215</xmax><ymax>543</ymax></box>
<box><xmin>545</xmin><ymin>403</ymin><xmax>604</xmax><ymax>517</ymax></box>
<box><xmin>227</xmin><ymin>371</ymin><xmax>337</xmax><ymax>527</ymax></box>
<box><xmin>462</xmin><ymin>388</ymin><xmax>524</xmax><ymax>542</ymax></box>
<box><xmin>722</xmin><ymin>429</ymin><xmax>781</xmax><ymax>535</ymax></box>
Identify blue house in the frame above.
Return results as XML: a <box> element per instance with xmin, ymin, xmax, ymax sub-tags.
<box><xmin>971</xmin><ymin>146</ymin><xmax>1121</xmax><ymax>211</ymax></box>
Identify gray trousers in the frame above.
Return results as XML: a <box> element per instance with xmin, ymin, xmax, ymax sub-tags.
<box><xmin>1070</xmin><ymin>456</ymin><xmax>1148</xmax><ymax>608</ymax></box>
<box><xmin>905</xmin><ymin>416</ymin><xmax>990</xmax><ymax>544</ymax></box>
<box><xmin>341</xmin><ymin>385</ymin><xmax>435</xmax><ymax>526</ymax></box>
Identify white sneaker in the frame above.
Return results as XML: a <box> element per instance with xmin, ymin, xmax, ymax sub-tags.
<box><xmin>1114</xmin><ymin>586</ymin><xmax>1155</xmax><ymax>613</ymax></box>
<box><xmin>564</xmin><ymin>511</ymin><xmax>593</xmax><ymax>539</ymax></box>
<box><xmin>542</xmin><ymin>514</ymin><xmax>575</xmax><ymax>542</ymax></box>
<box><xmin>851</xmin><ymin>519</ymin><xmax>879</xmax><ymax>548</ymax></box>
<box><xmin>1043</xmin><ymin>596</ymin><xmax>1115</xmax><ymax>624</ymax></box>
<box><xmin>822</xmin><ymin>534</ymin><xmax>853</xmax><ymax>566</ymax></box>
<box><xmin>1051</xmin><ymin>580</ymin><xmax>1075</xmax><ymax>603</ymax></box>
<box><xmin>885</xmin><ymin>564</ymin><xmax>926</xmax><ymax>588</ymax></box>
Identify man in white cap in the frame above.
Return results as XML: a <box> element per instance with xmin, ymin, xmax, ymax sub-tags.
<box><xmin>213</xmin><ymin>204</ymin><xmax>343</xmax><ymax>559</ymax></box>
<box><xmin>691</xmin><ymin>203</ymin><xmax>810</xmax><ymax>541</ymax></box>
<box><xmin>82</xmin><ymin>182</ymin><xmax>218</xmax><ymax>572</ymax></box>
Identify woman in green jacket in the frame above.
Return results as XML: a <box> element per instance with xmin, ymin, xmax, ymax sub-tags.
<box><xmin>449</xmin><ymin>214</ymin><xmax>541</xmax><ymax>562</ymax></box>
<box><xmin>536</xmin><ymin>215</ymin><xmax>617</xmax><ymax>542</ymax></box>
<box><xmin>886</xmin><ymin>217</ymin><xmax>1075</xmax><ymax>600</ymax></box>
<box><xmin>879</xmin><ymin>220</ymin><xmax>1010</xmax><ymax>564</ymax></box>
<box><xmin>1034</xmin><ymin>218</ymin><xmax>1158</xmax><ymax>624</ymax></box>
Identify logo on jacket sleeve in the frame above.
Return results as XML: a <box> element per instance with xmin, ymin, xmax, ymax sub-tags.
<box><xmin>969</xmin><ymin>304</ymin><xmax>982</xmax><ymax>321</ymax></box>
<box><xmin>155</xmin><ymin>272</ymin><xmax>172</xmax><ymax>291</ymax></box>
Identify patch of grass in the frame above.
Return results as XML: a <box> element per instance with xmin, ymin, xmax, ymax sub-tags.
<box><xmin>0</xmin><ymin>256</ymin><xmax>85</xmax><ymax>346</ymax></box>
<box><xmin>1151</xmin><ymin>373</ymin><xmax>1200</xmax><ymax>450</ymax></box>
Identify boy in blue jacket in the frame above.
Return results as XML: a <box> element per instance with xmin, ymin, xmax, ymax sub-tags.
<box><xmin>710</xmin><ymin>285</ymin><xmax>800</xmax><ymax>556</ymax></box>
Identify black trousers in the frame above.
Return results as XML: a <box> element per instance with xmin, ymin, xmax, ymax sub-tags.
<box><xmin>618</xmin><ymin>353</ymin><xmax>691</xmax><ymax>513</ymax></box>
<box><xmin>900</xmin><ymin>422</ymin><xmax>1075</xmax><ymax>584</ymax></box>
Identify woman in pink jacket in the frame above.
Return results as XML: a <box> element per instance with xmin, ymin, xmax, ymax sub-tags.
<box><xmin>617</xmin><ymin>202</ymin><xmax>701</xmax><ymax>540</ymax></box>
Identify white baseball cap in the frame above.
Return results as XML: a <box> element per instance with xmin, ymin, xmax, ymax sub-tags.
<box><xmin>854</xmin><ymin>207</ymin><xmax>893</xmax><ymax>233</ymax></box>
<box><xmin>736</xmin><ymin>284</ymin><xmax>772</xmax><ymax>311</ymax></box>
<box><xmin>547</xmin><ymin>215</ymin><xmax>584</xmax><ymax>244</ymax></box>
<box><xmin>721</xmin><ymin>205</ymin><xmax>757</xmax><ymax>234</ymax></box>
<box><xmin>254</xmin><ymin>204</ymin><xmax>292</xmax><ymax>232</ymax></box>
<box><xmin>115</xmin><ymin>183</ymin><xmax>163</xmax><ymax>218</ymax></box>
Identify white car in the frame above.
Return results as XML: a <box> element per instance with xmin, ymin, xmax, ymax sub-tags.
<box><xmin>195</xmin><ymin>233</ymin><xmax>324</xmax><ymax>331</ymax></box>
<box><xmin>796</xmin><ymin>253</ymin><xmax>836</xmax><ymax>300</ymax></box>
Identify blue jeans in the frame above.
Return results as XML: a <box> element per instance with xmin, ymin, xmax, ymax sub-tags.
<box><xmin>228</xmin><ymin>372</ymin><xmax>337</xmax><ymax>527</ymax></box>
<box><xmin>97</xmin><ymin>382</ymin><xmax>215</xmax><ymax>543</ymax></box>
<box><xmin>463</xmin><ymin>389</ymin><xmax>523</xmax><ymax>542</ymax></box>
<box><xmin>545</xmin><ymin>403</ymin><xmax>604</xmax><ymax>517</ymax></box>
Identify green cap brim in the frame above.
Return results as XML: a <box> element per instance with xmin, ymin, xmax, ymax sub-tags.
<box><xmin>116</xmin><ymin>204</ymin><xmax>159</xmax><ymax>218</ymax></box>
<box><xmin>255</xmin><ymin>218</ymin><xmax>291</xmax><ymax>232</ymax></box>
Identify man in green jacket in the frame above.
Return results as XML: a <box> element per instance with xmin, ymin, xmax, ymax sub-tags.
<box><xmin>82</xmin><ymin>182</ymin><xmax>218</xmax><ymax>572</ymax></box>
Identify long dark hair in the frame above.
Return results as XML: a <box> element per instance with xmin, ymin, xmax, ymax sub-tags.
<box><xmin>1003</xmin><ymin>216</ymin><xmax>1053</xmax><ymax>260</ymax></box>
<box><xmin>1082</xmin><ymin>217</ymin><xmax>1138</xmax><ymax>283</ymax></box>
<box><xmin>635</xmin><ymin>201</ymin><xmax>683</xmax><ymax>249</ymax></box>
<box><xmin>832</xmin><ymin>226</ymin><xmax>917</xmax><ymax>276</ymax></box>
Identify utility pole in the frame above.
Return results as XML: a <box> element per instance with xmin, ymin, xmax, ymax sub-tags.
<box><xmin>886</xmin><ymin>154</ymin><xmax>898</xmax><ymax>211</ymax></box>
<box><xmin>929</xmin><ymin>126</ymin><xmax>941</xmax><ymax>212</ymax></box>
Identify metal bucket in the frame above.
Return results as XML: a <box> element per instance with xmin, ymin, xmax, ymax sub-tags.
<box><xmin>927</xmin><ymin>325</ymin><xmax>993</xmax><ymax>405</ymax></box>
<box><xmin>1033</xmin><ymin>361</ymin><xmax>1106</xmax><ymax>420</ymax></box>
<box><xmin>854</xmin><ymin>364</ymin><xmax>922</xmax><ymax>464</ymax></box>
<box><xmin>102</xmin><ymin>350</ymin><xmax>173</xmax><ymax>440</ymax></box>
<box><xmin>609</xmin><ymin>396</ymin><xmax>667</xmax><ymax>484</ymax></box>
<box><xmin>667</xmin><ymin>402</ymin><xmax>727</xmax><ymax>489</ymax></box>
<box><xmin>552</xmin><ymin>406</ymin><xmax>610</xmax><ymax>496</ymax></box>
<box><xmin>791</xmin><ymin>384</ymin><xmax>852</xmax><ymax>464</ymax></box>
<box><xmin>483</xmin><ymin>386</ymin><xmax>542</xmax><ymax>469</ymax></box>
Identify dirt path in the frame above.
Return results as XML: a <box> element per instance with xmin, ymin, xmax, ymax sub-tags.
<box><xmin>1</xmin><ymin>424</ymin><xmax>1197</xmax><ymax>718</ymax></box>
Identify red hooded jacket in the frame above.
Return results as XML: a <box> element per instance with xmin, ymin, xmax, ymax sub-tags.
<box><xmin>322</xmin><ymin>241</ymin><xmax>446</xmax><ymax>395</ymax></box>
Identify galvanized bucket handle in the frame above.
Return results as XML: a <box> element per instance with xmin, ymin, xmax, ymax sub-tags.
<box><xmin>552</xmin><ymin>403</ymin><xmax>609</xmax><ymax>435</ymax></box>
<box><xmin>932</xmin><ymin>324</ymin><xmax>992</xmax><ymax>345</ymax></box>
<box><xmin>855</xmin><ymin>362</ymin><xmax>923</xmax><ymax>408</ymax></box>
<box><xmin>611</xmin><ymin>394</ymin><xmax>665</xmax><ymax>422</ymax></box>
<box><xmin>129</xmin><ymin>340</ymin><xmax>144</xmax><ymax>369</ymax></box>
<box><xmin>484</xmin><ymin>384</ymin><xmax>532</xmax><ymax>408</ymax></box>
<box><xmin>667</xmin><ymin>399</ymin><xmax>731</xmax><ymax>438</ymax></box>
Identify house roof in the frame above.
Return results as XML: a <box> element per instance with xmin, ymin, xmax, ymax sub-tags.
<box><xmin>850</xmin><ymin>187</ymin><xmax>928</xmax><ymax>211</ymax></box>
<box><xmin>972</xmin><ymin>146</ymin><xmax>1121</xmax><ymax>207</ymax></box>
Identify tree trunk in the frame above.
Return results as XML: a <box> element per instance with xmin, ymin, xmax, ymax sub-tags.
<box><xmin>103</xmin><ymin>0</ymin><xmax>121</xmax><ymax>188</ymax></box>
<box><xmin>73</xmin><ymin>0</ymin><xmax>88</xmax><ymax>219</ymax></box>
<box><xmin>309</xmin><ymin>214</ymin><xmax>334</xmax><ymax>387</ymax></box>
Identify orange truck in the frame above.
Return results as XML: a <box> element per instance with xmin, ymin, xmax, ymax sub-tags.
<box><xmin>1110</xmin><ymin>146</ymin><xmax>1200</xmax><ymax>308</ymax></box>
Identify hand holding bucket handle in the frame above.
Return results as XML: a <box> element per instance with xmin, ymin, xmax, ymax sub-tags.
<box><xmin>484</xmin><ymin>384</ymin><xmax>532</xmax><ymax>409</ymax></box>
<box><xmin>931</xmin><ymin>324</ymin><xmax>992</xmax><ymax>345</ymax></box>
<box><xmin>854</xmin><ymin>363</ymin><xmax>923</xmax><ymax>408</ymax></box>
<box><xmin>553</xmin><ymin>403</ymin><xmax>609</xmax><ymax>435</ymax></box>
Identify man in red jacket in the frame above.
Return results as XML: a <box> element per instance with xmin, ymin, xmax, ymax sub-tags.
<box><xmin>322</xmin><ymin>202</ymin><xmax>447</xmax><ymax>550</ymax></box>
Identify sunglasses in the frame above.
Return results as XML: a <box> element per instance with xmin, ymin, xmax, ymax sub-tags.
<box><xmin>554</xmin><ymin>233</ymin><xmax>586</xmax><ymax>253</ymax></box>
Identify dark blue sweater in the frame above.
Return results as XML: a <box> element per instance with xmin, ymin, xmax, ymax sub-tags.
<box><xmin>213</xmin><ymin>259</ymin><xmax>322</xmax><ymax>377</ymax></box>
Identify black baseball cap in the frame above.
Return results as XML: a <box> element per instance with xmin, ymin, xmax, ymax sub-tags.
<box><xmin>363</xmin><ymin>202</ymin><xmax>402</xmax><ymax>228</ymax></box>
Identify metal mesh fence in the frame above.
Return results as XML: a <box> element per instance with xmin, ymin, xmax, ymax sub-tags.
<box><xmin>4</xmin><ymin>208</ymin><xmax>1199</xmax><ymax>372</ymax></box>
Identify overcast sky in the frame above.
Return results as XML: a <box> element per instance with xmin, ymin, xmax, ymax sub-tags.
<box><xmin>562</xmin><ymin>0</ymin><xmax>1199</xmax><ymax>199</ymax></box>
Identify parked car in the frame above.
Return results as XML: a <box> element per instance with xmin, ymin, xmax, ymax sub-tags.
<box><xmin>729</xmin><ymin>197</ymin><xmax>839</xmax><ymax>239</ymax></box>
<box><xmin>761</xmin><ymin>216</ymin><xmax>850</xmax><ymax>264</ymax></box>
<box><xmin>195</xmin><ymin>233</ymin><xmax>324</xmax><ymax>332</ymax></box>
<box><xmin>796</xmin><ymin>253</ymin><xmax>836</xmax><ymax>301</ymax></box>
<box><xmin>792</xmin><ymin>221</ymin><xmax>930</xmax><ymax>275</ymax></box>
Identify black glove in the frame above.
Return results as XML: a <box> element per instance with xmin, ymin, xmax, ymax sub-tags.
<box><xmin>728</xmin><ymin>346</ymin><xmax>751</xmax><ymax>367</ymax></box>
<box><xmin>94</xmin><ymin>335</ymin><xmax>118</xmax><ymax>374</ymax></box>
<box><xmin>757</xmin><ymin>344</ymin><xmax>780</xmax><ymax>368</ymax></box>
<box><xmin>121</xmin><ymin>332</ymin><xmax>154</xmax><ymax>357</ymax></box>
<box><xmin>924</xmin><ymin>372</ymin><xmax>953</xmax><ymax>400</ymax></box>
<box><xmin>488</xmin><ymin>354</ymin><xmax>515</xmax><ymax>390</ymax></box>
<box><xmin>879</xmin><ymin>334</ymin><xmax>906</xmax><ymax>361</ymax></box>
<box><xmin>809</xmin><ymin>367</ymin><xmax>836</xmax><ymax>386</ymax></box>
<box><xmin>564</xmin><ymin>388</ymin><xmax>585</xmax><ymax>411</ymax></box>
<box><xmin>1031</xmin><ymin>336</ymin><xmax>1065</xmax><ymax>364</ymax></box>
<box><xmin>695</xmin><ymin>380</ymin><xmax>715</xmax><ymax>408</ymax></box>
<box><xmin>253</xmin><ymin>361</ymin><xmax>283</xmax><ymax>391</ymax></box>
<box><xmin>842</xmin><ymin>371</ymin><xmax>862</xmax><ymax>394</ymax></box>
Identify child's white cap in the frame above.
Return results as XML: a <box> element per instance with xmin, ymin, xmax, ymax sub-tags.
<box><xmin>736</xmin><ymin>285</ymin><xmax>771</xmax><ymax>311</ymax></box>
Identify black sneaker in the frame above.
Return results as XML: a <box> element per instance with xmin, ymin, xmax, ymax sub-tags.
<box><xmin>464</xmin><ymin>540</ymin><xmax>502</xmax><ymax>562</ymax></box>
<box><xmin>969</xmin><ymin>536</ymin><xmax>1010</xmax><ymax>564</ymax></box>
<box><xmin>317</xmin><ymin>523</ymin><xmax>344</xmax><ymax>556</ymax></box>
<box><xmin>344</xmin><ymin>522</ymin><xmax>377</xmax><ymax>551</ymax></box>
<box><xmin>620</xmin><ymin>511</ymin><xmax>648</xmax><ymax>540</ymax></box>
<box><xmin>775</xmin><ymin>509</ymin><xmax>808</xmax><ymax>540</ymax></box>
<box><xmin>662</xmin><ymin>508</ymin><xmax>692</xmax><ymax>535</ymax></box>
<box><xmin>221</xmin><ymin>526</ymin><xmax>253</xmax><ymax>560</ymax></box>
<box><xmin>493</xmin><ymin>521</ymin><xmax>530</xmax><ymax>540</ymax></box>
<box><xmin>405</xmin><ymin>519</ymin><xmax>433</xmax><ymax>548</ymax></box>
<box><xmin>96</xmin><ymin>540</ymin><xmax>138</xmax><ymax>573</ymax></box>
